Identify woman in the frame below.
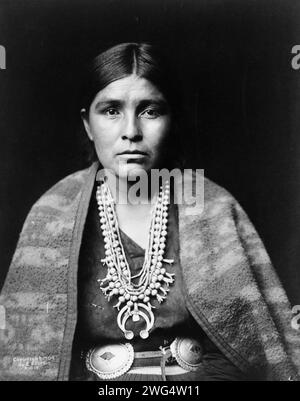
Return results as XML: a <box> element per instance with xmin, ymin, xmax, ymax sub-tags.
<box><xmin>0</xmin><ymin>43</ymin><xmax>299</xmax><ymax>381</ymax></box>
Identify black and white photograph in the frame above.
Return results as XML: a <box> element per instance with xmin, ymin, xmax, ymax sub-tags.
<box><xmin>0</xmin><ymin>0</ymin><xmax>300</xmax><ymax>384</ymax></box>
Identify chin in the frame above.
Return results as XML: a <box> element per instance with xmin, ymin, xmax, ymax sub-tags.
<box><xmin>115</xmin><ymin>163</ymin><xmax>150</xmax><ymax>180</ymax></box>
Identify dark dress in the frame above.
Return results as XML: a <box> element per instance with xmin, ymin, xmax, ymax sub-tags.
<box><xmin>69</xmin><ymin>185</ymin><xmax>248</xmax><ymax>381</ymax></box>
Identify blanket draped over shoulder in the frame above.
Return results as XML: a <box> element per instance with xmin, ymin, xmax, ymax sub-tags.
<box><xmin>0</xmin><ymin>162</ymin><xmax>299</xmax><ymax>381</ymax></box>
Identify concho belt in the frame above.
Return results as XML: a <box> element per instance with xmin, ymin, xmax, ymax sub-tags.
<box><xmin>86</xmin><ymin>337</ymin><xmax>203</xmax><ymax>380</ymax></box>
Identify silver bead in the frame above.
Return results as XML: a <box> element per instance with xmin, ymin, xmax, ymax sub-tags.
<box><xmin>125</xmin><ymin>331</ymin><xmax>134</xmax><ymax>340</ymax></box>
<box><xmin>140</xmin><ymin>330</ymin><xmax>149</xmax><ymax>339</ymax></box>
<box><xmin>132</xmin><ymin>313</ymin><xmax>140</xmax><ymax>322</ymax></box>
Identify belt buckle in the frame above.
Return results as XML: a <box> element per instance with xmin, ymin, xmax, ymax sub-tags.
<box><xmin>170</xmin><ymin>337</ymin><xmax>203</xmax><ymax>371</ymax></box>
<box><xmin>86</xmin><ymin>343</ymin><xmax>134</xmax><ymax>380</ymax></box>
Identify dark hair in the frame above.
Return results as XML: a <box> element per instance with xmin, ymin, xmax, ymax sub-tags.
<box><xmin>80</xmin><ymin>42</ymin><xmax>185</xmax><ymax>167</ymax></box>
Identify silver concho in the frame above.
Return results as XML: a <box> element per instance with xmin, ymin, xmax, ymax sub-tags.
<box><xmin>86</xmin><ymin>343</ymin><xmax>134</xmax><ymax>379</ymax></box>
<box><xmin>170</xmin><ymin>337</ymin><xmax>203</xmax><ymax>371</ymax></box>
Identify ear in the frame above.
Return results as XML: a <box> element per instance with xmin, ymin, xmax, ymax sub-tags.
<box><xmin>80</xmin><ymin>108</ymin><xmax>93</xmax><ymax>141</ymax></box>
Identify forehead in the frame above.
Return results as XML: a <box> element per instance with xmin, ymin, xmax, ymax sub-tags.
<box><xmin>92</xmin><ymin>75</ymin><xmax>165</xmax><ymax>105</ymax></box>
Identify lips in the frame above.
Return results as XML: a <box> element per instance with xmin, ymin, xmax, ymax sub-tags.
<box><xmin>117</xmin><ymin>150</ymin><xmax>148</xmax><ymax>156</ymax></box>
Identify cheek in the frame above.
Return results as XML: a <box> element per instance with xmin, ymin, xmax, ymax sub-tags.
<box><xmin>89</xmin><ymin>118</ymin><xmax>115</xmax><ymax>148</ymax></box>
<box><xmin>144</xmin><ymin>119</ymin><xmax>171</xmax><ymax>149</ymax></box>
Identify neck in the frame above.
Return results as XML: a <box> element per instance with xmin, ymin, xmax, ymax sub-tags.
<box><xmin>105</xmin><ymin>170</ymin><xmax>157</xmax><ymax>206</ymax></box>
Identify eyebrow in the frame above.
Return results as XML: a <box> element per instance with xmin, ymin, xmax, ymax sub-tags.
<box><xmin>94</xmin><ymin>100</ymin><xmax>121</xmax><ymax>111</ymax></box>
<box><xmin>94</xmin><ymin>98</ymin><xmax>168</xmax><ymax>111</ymax></box>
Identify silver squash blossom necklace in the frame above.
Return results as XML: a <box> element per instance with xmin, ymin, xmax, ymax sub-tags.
<box><xmin>96</xmin><ymin>180</ymin><xmax>175</xmax><ymax>340</ymax></box>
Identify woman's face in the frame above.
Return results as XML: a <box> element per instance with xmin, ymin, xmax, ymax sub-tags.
<box><xmin>82</xmin><ymin>74</ymin><xmax>171</xmax><ymax>179</ymax></box>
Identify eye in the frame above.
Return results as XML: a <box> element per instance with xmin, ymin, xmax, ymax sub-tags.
<box><xmin>104</xmin><ymin>108</ymin><xmax>119</xmax><ymax>117</ymax></box>
<box><xmin>141</xmin><ymin>108</ymin><xmax>161</xmax><ymax>119</ymax></box>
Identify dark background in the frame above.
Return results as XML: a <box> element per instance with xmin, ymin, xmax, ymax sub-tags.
<box><xmin>0</xmin><ymin>0</ymin><xmax>300</xmax><ymax>305</ymax></box>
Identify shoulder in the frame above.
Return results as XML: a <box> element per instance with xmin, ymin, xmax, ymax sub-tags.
<box><xmin>204</xmin><ymin>176</ymin><xmax>236</xmax><ymax>204</ymax></box>
<box><xmin>203</xmin><ymin>177</ymin><xmax>243</xmax><ymax>216</ymax></box>
<box><xmin>17</xmin><ymin>163</ymin><xmax>97</xmax><ymax>237</ymax></box>
<box><xmin>32</xmin><ymin>164</ymin><xmax>96</xmax><ymax>211</ymax></box>
<box><xmin>178</xmin><ymin>171</ymin><xmax>249</xmax><ymax>233</ymax></box>
<box><xmin>199</xmin><ymin>176</ymin><xmax>258</xmax><ymax>242</ymax></box>
<box><xmin>180</xmin><ymin>169</ymin><xmax>238</xmax><ymax>206</ymax></box>
<box><xmin>12</xmin><ymin>163</ymin><xmax>98</xmax><ymax>252</ymax></box>
<box><xmin>201</xmin><ymin>176</ymin><xmax>242</xmax><ymax>219</ymax></box>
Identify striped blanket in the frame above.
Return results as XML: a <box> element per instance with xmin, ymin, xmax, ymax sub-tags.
<box><xmin>0</xmin><ymin>162</ymin><xmax>299</xmax><ymax>380</ymax></box>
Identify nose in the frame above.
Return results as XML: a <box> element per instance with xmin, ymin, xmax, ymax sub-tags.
<box><xmin>121</xmin><ymin>113</ymin><xmax>142</xmax><ymax>142</ymax></box>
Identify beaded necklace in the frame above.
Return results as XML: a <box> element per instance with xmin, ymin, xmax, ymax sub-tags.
<box><xmin>96</xmin><ymin>180</ymin><xmax>175</xmax><ymax>340</ymax></box>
